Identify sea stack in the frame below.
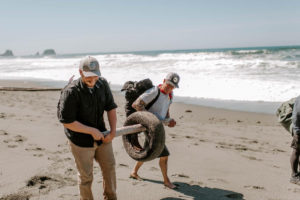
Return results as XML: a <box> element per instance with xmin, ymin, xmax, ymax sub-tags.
<box><xmin>1</xmin><ymin>50</ymin><xmax>14</xmax><ymax>56</ymax></box>
<box><xmin>42</xmin><ymin>49</ymin><xmax>56</xmax><ymax>56</ymax></box>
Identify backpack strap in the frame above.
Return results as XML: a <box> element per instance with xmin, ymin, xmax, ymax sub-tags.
<box><xmin>145</xmin><ymin>87</ymin><xmax>160</xmax><ymax>110</ymax></box>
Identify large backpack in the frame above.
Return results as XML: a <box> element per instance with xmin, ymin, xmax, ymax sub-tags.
<box><xmin>276</xmin><ymin>97</ymin><xmax>296</xmax><ymax>135</ymax></box>
<box><xmin>121</xmin><ymin>78</ymin><xmax>160</xmax><ymax>117</ymax></box>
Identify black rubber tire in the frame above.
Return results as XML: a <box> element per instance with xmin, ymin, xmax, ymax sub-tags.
<box><xmin>122</xmin><ymin>111</ymin><xmax>165</xmax><ymax>162</ymax></box>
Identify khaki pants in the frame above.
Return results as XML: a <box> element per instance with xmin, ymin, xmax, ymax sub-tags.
<box><xmin>69</xmin><ymin>141</ymin><xmax>117</xmax><ymax>200</ymax></box>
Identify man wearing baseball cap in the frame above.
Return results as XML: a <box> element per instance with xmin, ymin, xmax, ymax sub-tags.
<box><xmin>130</xmin><ymin>72</ymin><xmax>180</xmax><ymax>189</ymax></box>
<box><xmin>57</xmin><ymin>56</ymin><xmax>118</xmax><ymax>199</ymax></box>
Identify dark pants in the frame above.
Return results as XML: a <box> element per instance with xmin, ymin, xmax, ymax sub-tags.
<box><xmin>291</xmin><ymin>134</ymin><xmax>300</xmax><ymax>150</ymax></box>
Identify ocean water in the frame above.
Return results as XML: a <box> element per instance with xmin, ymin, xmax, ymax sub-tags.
<box><xmin>1</xmin><ymin>46</ymin><xmax>300</xmax><ymax>114</ymax></box>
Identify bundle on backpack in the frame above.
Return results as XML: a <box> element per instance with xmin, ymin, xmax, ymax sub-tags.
<box><xmin>276</xmin><ymin>97</ymin><xmax>296</xmax><ymax>135</ymax></box>
<box><xmin>121</xmin><ymin>78</ymin><xmax>160</xmax><ymax>117</ymax></box>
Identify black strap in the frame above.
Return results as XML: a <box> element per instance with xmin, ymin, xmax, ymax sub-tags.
<box><xmin>145</xmin><ymin>87</ymin><xmax>160</xmax><ymax>110</ymax></box>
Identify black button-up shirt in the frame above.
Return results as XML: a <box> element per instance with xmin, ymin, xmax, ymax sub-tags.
<box><xmin>57</xmin><ymin>77</ymin><xmax>117</xmax><ymax>147</ymax></box>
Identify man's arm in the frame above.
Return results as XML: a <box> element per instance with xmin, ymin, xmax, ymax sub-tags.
<box><xmin>103</xmin><ymin>108</ymin><xmax>117</xmax><ymax>143</ymax></box>
<box><xmin>63</xmin><ymin>121</ymin><xmax>104</xmax><ymax>141</ymax></box>
<box><xmin>132</xmin><ymin>97</ymin><xmax>147</xmax><ymax>111</ymax></box>
<box><xmin>166</xmin><ymin>110</ymin><xmax>170</xmax><ymax>118</ymax></box>
<box><xmin>165</xmin><ymin>109</ymin><xmax>176</xmax><ymax>127</ymax></box>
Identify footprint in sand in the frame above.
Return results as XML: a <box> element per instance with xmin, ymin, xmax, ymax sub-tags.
<box><xmin>118</xmin><ymin>163</ymin><xmax>129</xmax><ymax>168</ymax></box>
<box><xmin>33</xmin><ymin>154</ymin><xmax>44</xmax><ymax>157</ymax></box>
<box><xmin>58</xmin><ymin>193</ymin><xmax>79</xmax><ymax>199</ymax></box>
<box><xmin>26</xmin><ymin>175</ymin><xmax>54</xmax><ymax>188</ymax></box>
<box><xmin>65</xmin><ymin>168</ymin><xmax>76</xmax><ymax>176</ymax></box>
<box><xmin>3</xmin><ymin>138</ymin><xmax>13</xmax><ymax>143</ymax></box>
<box><xmin>57</xmin><ymin>143</ymin><xmax>68</xmax><ymax>148</ymax></box>
<box><xmin>7</xmin><ymin>144</ymin><xmax>18</xmax><ymax>148</ymax></box>
<box><xmin>243</xmin><ymin>156</ymin><xmax>262</xmax><ymax>161</ymax></box>
<box><xmin>216</xmin><ymin>142</ymin><xmax>257</xmax><ymax>152</ymax></box>
<box><xmin>0</xmin><ymin>112</ymin><xmax>7</xmax><ymax>118</ymax></box>
<box><xmin>208</xmin><ymin>178</ymin><xmax>228</xmax><ymax>184</ymax></box>
<box><xmin>150</xmin><ymin>167</ymin><xmax>159</xmax><ymax>171</ymax></box>
<box><xmin>172</xmin><ymin>173</ymin><xmax>190</xmax><ymax>178</ymax></box>
<box><xmin>0</xmin><ymin>192</ymin><xmax>31</xmax><ymax>200</ymax></box>
<box><xmin>188</xmin><ymin>180</ymin><xmax>204</xmax><ymax>186</ymax></box>
<box><xmin>0</xmin><ymin>130</ymin><xmax>8</xmax><ymax>136</ymax></box>
<box><xmin>244</xmin><ymin>185</ymin><xmax>265</xmax><ymax>190</ymax></box>
<box><xmin>26</xmin><ymin>174</ymin><xmax>76</xmax><ymax>193</ymax></box>
<box><xmin>14</xmin><ymin>135</ymin><xmax>27</xmax><ymax>143</ymax></box>
<box><xmin>288</xmin><ymin>188</ymin><xmax>300</xmax><ymax>193</ymax></box>
<box><xmin>53</xmin><ymin>149</ymin><xmax>69</xmax><ymax>154</ymax></box>
<box><xmin>272</xmin><ymin>148</ymin><xmax>286</xmax><ymax>153</ymax></box>
<box><xmin>25</xmin><ymin>146</ymin><xmax>46</xmax><ymax>157</ymax></box>
<box><xmin>64</xmin><ymin>157</ymin><xmax>72</xmax><ymax>161</ymax></box>
<box><xmin>2</xmin><ymin>174</ymin><xmax>76</xmax><ymax>200</ymax></box>
<box><xmin>25</xmin><ymin>146</ymin><xmax>45</xmax><ymax>151</ymax></box>
<box><xmin>185</xmin><ymin>135</ymin><xmax>194</xmax><ymax>139</ymax></box>
<box><xmin>1</xmin><ymin>132</ymin><xmax>27</xmax><ymax>148</ymax></box>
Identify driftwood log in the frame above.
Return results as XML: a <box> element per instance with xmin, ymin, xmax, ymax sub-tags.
<box><xmin>0</xmin><ymin>87</ymin><xmax>62</xmax><ymax>91</ymax></box>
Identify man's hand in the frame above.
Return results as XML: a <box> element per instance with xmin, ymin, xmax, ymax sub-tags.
<box><xmin>90</xmin><ymin>128</ymin><xmax>104</xmax><ymax>141</ymax></box>
<box><xmin>168</xmin><ymin>118</ymin><xmax>176</xmax><ymax>127</ymax></box>
<box><xmin>102</xmin><ymin>130</ymin><xmax>116</xmax><ymax>143</ymax></box>
<box><xmin>63</xmin><ymin>121</ymin><xmax>105</xmax><ymax>141</ymax></box>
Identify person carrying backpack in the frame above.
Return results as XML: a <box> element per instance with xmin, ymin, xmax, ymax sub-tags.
<box><xmin>57</xmin><ymin>56</ymin><xmax>118</xmax><ymax>200</ymax></box>
<box><xmin>129</xmin><ymin>72</ymin><xmax>180</xmax><ymax>189</ymax></box>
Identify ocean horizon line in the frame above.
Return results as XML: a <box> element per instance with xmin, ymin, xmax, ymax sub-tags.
<box><xmin>2</xmin><ymin>44</ymin><xmax>300</xmax><ymax>57</ymax></box>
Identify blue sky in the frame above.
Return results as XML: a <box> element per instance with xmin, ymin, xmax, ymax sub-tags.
<box><xmin>1</xmin><ymin>0</ymin><xmax>300</xmax><ymax>55</ymax></box>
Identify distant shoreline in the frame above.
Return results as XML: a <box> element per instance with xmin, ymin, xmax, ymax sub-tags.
<box><xmin>0</xmin><ymin>78</ymin><xmax>280</xmax><ymax>114</ymax></box>
<box><xmin>1</xmin><ymin>44</ymin><xmax>300</xmax><ymax>57</ymax></box>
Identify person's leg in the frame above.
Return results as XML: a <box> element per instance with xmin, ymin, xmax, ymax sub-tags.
<box><xmin>130</xmin><ymin>161</ymin><xmax>144</xmax><ymax>180</ymax></box>
<box><xmin>69</xmin><ymin>141</ymin><xmax>95</xmax><ymax>200</ymax></box>
<box><xmin>157</xmin><ymin>145</ymin><xmax>176</xmax><ymax>189</ymax></box>
<box><xmin>95</xmin><ymin>142</ymin><xmax>117</xmax><ymax>200</ymax></box>
<box><xmin>290</xmin><ymin>134</ymin><xmax>300</xmax><ymax>184</ymax></box>
<box><xmin>159</xmin><ymin>156</ymin><xmax>176</xmax><ymax>189</ymax></box>
<box><xmin>291</xmin><ymin>148</ymin><xmax>300</xmax><ymax>177</ymax></box>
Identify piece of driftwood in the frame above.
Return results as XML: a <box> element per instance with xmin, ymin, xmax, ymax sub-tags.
<box><xmin>102</xmin><ymin>124</ymin><xmax>147</xmax><ymax>137</ymax></box>
<box><xmin>0</xmin><ymin>87</ymin><xmax>62</xmax><ymax>91</ymax></box>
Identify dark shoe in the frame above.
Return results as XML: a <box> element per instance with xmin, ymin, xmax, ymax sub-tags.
<box><xmin>290</xmin><ymin>175</ymin><xmax>300</xmax><ymax>185</ymax></box>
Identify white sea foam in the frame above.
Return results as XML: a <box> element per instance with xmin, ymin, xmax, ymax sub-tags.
<box><xmin>1</xmin><ymin>48</ymin><xmax>300</xmax><ymax>102</ymax></box>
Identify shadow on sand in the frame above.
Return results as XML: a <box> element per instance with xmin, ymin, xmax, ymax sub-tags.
<box><xmin>143</xmin><ymin>178</ymin><xmax>244</xmax><ymax>200</ymax></box>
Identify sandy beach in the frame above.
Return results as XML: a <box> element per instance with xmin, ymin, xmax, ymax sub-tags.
<box><xmin>0</xmin><ymin>80</ymin><xmax>298</xmax><ymax>200</ymax></box>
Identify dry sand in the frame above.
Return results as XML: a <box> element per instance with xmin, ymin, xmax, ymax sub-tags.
<box><xmin>0</xmin><ymin>80</ymin><xmax>298</xmax><ymax>200</ymax></box>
